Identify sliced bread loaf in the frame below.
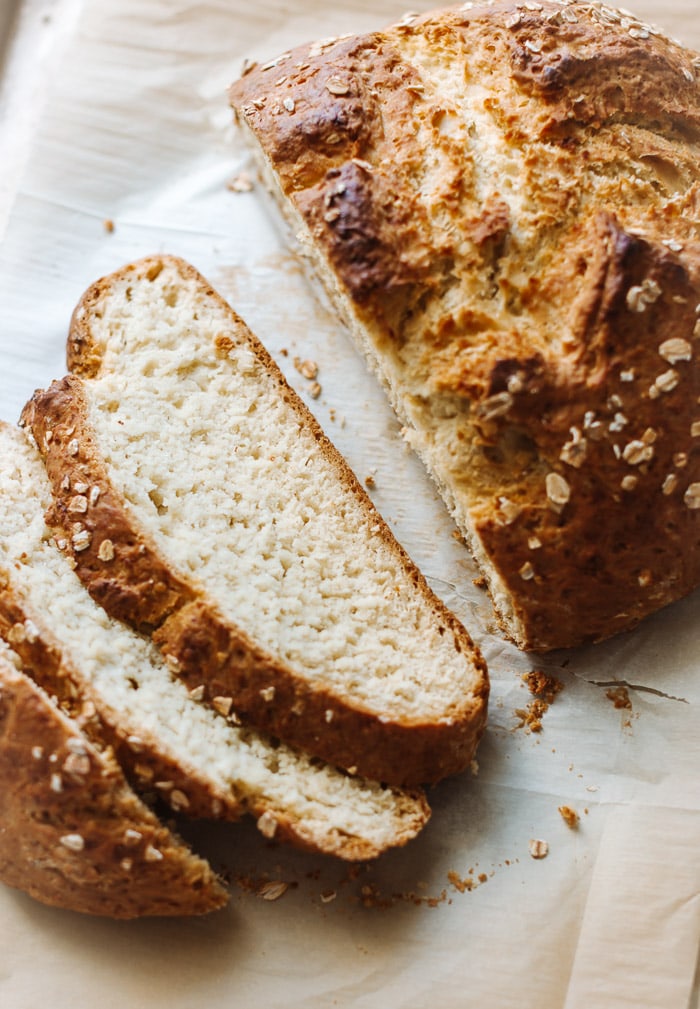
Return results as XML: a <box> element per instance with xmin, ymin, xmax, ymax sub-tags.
<box><xmin>0</xmin><ymin>637</ymin><xmax>227</xmax><ymax>918</ymax></box>
<box><xmin>0</xmin><ymin>421</ymin><xmax>429</xmax><ymax>862</ymax></box>
<box><xmin>24</xmin><ymin>254</ymin><xmax>488</xmax><ymax>786</ymax></box>
<box><xmin>229</xmin><ymin>1</ymin><xmax>700</xmax><ymax>651</ymax></box>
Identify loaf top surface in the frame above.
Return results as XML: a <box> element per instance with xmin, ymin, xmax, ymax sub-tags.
<box><xmin>230</xmin><ymin>1</ymin><xmax>700</xmax><ymax>650</ymax></box>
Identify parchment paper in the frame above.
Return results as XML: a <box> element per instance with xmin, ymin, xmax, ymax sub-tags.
<box><xmin>0</xmin><ymin>1</ymin><xmax>698</xmax><ymax>1006</ymax></box>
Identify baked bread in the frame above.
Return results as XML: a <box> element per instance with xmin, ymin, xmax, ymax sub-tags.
<box><xmin>229</xmin><ymin>0</ymin><xmax>700</xmax><ymax>651</ymax></box>
<box><xmin>0</xmin><ymin>421</ymin><xmax>429</xmax><ymax>866</ymax></box>
<box><xmin>23</xmin><ymin>254</ymin><xmax>488</xmax><ymax>786</ymax></box>
<box><xmin>0</xmin><ymin>638</ymin><xmax>227</xmax><ymax>918</ymax></box>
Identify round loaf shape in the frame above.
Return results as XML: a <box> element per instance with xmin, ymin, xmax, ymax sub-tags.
<box><xmin>229</xmin><ymin>1</ymin><xmax>700</xmax><ymax>651</ymax></box>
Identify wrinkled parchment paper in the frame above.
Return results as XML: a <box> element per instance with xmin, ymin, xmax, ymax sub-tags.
<box><xmin>0</xmin><ymin>1</ymin><xmax>698</xmax><ymax>1006</ymax></box>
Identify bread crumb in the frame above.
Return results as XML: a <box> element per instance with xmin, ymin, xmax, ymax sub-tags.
<box><xmin>447</xmin><ymin>870</ymin><xmax>475</xmax><ymax>893</ymax></box>
<box><xmin>528</xmin><ymin>838</ymin><xmax>549</xmax><ymax>859</ymax></box>
<box><xmin>606</xmin><ymin>686</ymin><xmax>632</xmax><ymax>709</ymax></box>
<box><xmin>522</xmin><ymin>670</ymin><xmax>563</xmax><ymax>704</ymax></box>
<box><xmin>558</xmin><ymin>805</ymin><xmax>579</xmax><ymax>829</ymax></box>
<box><xmin>365</xmin><ymin>474</ymin><xmax>376</xmax><ymax>489</ymax></box>
<box><xmin>514</xmin><ymin>699</ymin><xmax>548</xmax><ymax>733</ymax></box>
<box><xmin>258</xmin><ymin>880</ymin><xmax>288</xmax><ymax>901</ymax></box>
<box><xmin>227</xmin><ymin>171</ymin><xmax>254</xmax><ymax>193</ymax></box>
<box><xmin>293</xmin><ymin>357</ymin><xmax>318</xmax><ymax>380</ymax></box>
<box><xmin>103</xmin><ymin>218</ymin><xmax>114</xmax><ymax>233</ymax></box>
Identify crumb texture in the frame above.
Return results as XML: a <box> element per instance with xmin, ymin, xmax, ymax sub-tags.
<box><xmin>0</xmin><ymin>422</ymin><xmax>430</xmax><ymax>863</ymax></box>
<box><xmin>26</xmin><ymin>254</ymin><xmax>488</xmax><ymax>785</ymax></box>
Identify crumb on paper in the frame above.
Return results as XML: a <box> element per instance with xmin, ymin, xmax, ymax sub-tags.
<box><xmin>447</xmin><ymin>870</ymin><xmax>475</xmax><ymax>893</ymax></box>
<box><xmin>522</xmin><ymin>669</ymin><xmax>563</xmax><ymax>704</ymax></box>
<box><xmin>308</xmin><ymin>381</ymin><xmax>322</xmax><ymax>399</ymax></box>
<box><xmin>258</xmin><ymin>880</ymin><xmax>289</xmax><ymax>901</ymax></box>
<box><xmin>528</xmin><ymin>838</ymin><xmax>549</xmax><ymax>859</ymax></box>
<box><xmin>293</xmin><ymin>357</ymin><xmax>319</xmax><ymax>380</ymax></box>
<box><xmin>606</xmin><ymin>685</ymin><xmax>632</xmax><ymax>709</ymax></box>
<box><xmin>515</xmin><ymin>670</ymin><xmax>564</xmax><ymax>733</ymax></box>
<box><xmin>103</xmin><ymin>218</ymin><xmax>114</xmax><ymax>233</ymax></box>
<box><xmin>320</xmin><ymin>889</ymin><xmax>337</xmax><ymax>904</ymax></box>
<box><xmin>227</xmin><ymin>171</ymin><xmax>254</xmax><ymax>193</ymax></box>
<box><xmin>514</xmin><ymin>699</ymin><xmax>548</xmax><ymax>733</ymax></box>
<box><xmin>558</xmin><ymin>805</ymin><xmax>579</xmax><ymax>829</ymax></box>
<box><xmin>365</xmin><ymin>474</ymin><xmax>376</xmax><ymax>489</ymax></box>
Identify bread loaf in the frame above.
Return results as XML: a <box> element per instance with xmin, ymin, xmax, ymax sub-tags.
<box><xmin>229</xmin><ymin>0</ymin><xmax>700</xmax><ymax>651</ymax></box>
<box><xmin>0</xmin><ymin>638</ymin><xmax>227</xmax><ymax>918</ymax></box>
<box><xmin>24</xmin><ymin>255</ymin><xmax>488</xmax><ymax>786</ymax></box>
<box><xmin>0</xmin><ymin>421</ymin><xmax>430</xmax><ymax>868</ymax></box>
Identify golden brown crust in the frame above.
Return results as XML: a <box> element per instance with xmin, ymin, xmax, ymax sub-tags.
<box><xmin>230</xmin><ymin>2</ymin><xmax>700</xmax><ymax>650</ymax></box>
<box><xmin>23</xmin><ymin>254</ymin><xmax>488</xmax><ymax>785</ymax></box>
<box><xmin>0</xmin><ymin>575</ymin><xmax>236</xmax><ymax>824</ymax></box>
<box><xmin>0</xmin><ymin>651</ymin><xmax>227</xmax><ymax>918</ymax></box>
<box><xmin>0</xmin><ymin>547</ymin><xmax>430</xmax><ymax>862</ymax></box>
<box><xmin>23</xmin><ymin>373</ymin><xmax>486</xmax><ymax>787</ymax></box>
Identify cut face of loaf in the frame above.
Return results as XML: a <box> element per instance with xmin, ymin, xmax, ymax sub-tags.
<box><xmin>0</xmin><ymin>638</ymin><xmax>227</xmax><ymax>919</ymax></box>
<box><xmin>24</xmin><ymin>255</ymin><xmax>488</xmax><ymax>787</ymax></box>
<box><xmin>0</xmin><ymin>422</ymin><xmax>429</xmax><ymax>862</ymax></box>
<box><xmin>229</xmin><ymin>1</ymin><xmax>700</xmax><ymax>651</ymax></box>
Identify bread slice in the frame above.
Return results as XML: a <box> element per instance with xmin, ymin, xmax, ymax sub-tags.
<box><xmin>229</xmin><ymin>1</ymin><xmax>700</xmax><ymax>651</ymax></box>
<box><xmin>0</xmin><ymin>421</ymin><xmax>429</xmax><ymax>861</ymax></box>
<box><xmin>0</xmin><ymin>638</ymin><xmax>227</xmax><ymax>918</ymax></box>
<box><xmin>23</xmin><ymin>255</ymin><xmax>488</xmax><ymax>786</ymax></box>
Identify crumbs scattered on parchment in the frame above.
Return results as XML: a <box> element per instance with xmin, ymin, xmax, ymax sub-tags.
<box><xmin>528</xmin><ymin>838</ymin><xmax>549</xmax><ymax>859</ymax></box>
<box><xmin>231</xmin><ymin>859</ymin><xmax>517</xmax><ymax>911</ymax></box>
<box><xmin>605</xmin><ymin>686</ymin><xmax>632</xmax><ymax>710</ymax></box>
<box><xmin>227</xmin><ymin>171</ymin><xmax>254</xmax><ymax>193</ymax></box>
<box><xmin>232</xmin><ymin>871</ymin><xmax>298</xmax><ymax>901</ymax></box>
<box><xmin>514</xmin><ymin>670</ymin><xmax>564</xmax><ymax>733</ymax></box>
<box><xmin>558</xmin><ymin>805</ymin><xmax>579</xmax><ymax>829</ymax></box>
<box><xmin>294</xmin><ymin>357</ymin><xmax>322</xmax><ymax>399</ymax></box>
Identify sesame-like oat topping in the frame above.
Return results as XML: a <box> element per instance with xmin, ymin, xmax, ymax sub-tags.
<box><xmin>72</xmin><ymin>530</ymin><xmax>92</xmax><ymax>552</ymax></box>
<box><xmin>59</xmin><ymin>833</ymin><xmax>85</xmax><ymax>852</ymax></box>
<box><xmin>97</xmin><ymin>539</ymin><xmax>115</xmax><ymax>561</ymax></box>
<box><xmin>545</xmin><ymin>472</ymin><xmax>571</xmax><ymax>509</ymax></box>
<box><xmin>659</xmin><ymin>338</ymin><xmax>692</xmax><ymax>364</ymax></box>
<box><xmin>257</xmin><ymin>810</ymin><xmax>278</xmax><ymax>839</ymax></box>
<box><xmin>519</xmin><ymin>561</ymin><xmax>535</xmax><ymax>580</ymax></box>
<box><xmin>684</xmin><ymin>483</ymin><xmax>700</xmax><ymax>509</ymax></box>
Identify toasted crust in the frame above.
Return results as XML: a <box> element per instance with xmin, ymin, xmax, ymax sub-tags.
<box><xmin>0</xmin><ymin>647</ymin><xmax>227</xmax><ymax>918</ymax></box>
<box><xmin>0</xmin><ymin>420</ymin><xmax>430</xmax><ymax>861</ymax></box>
<box><xmin>229</xmin><ymin>2</ymin><xmax>700</xmax><ymax>651</ymax></box>
<box><xmin>23</xmin><ymin>254</ymin><xmax>488</xmax><ymax>785</ymax></box>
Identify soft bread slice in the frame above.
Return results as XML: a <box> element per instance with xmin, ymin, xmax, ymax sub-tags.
<box><xmin>229</xmin><ymin>1</ymin><xmax>700</xmax><ymax>651</ymax></box>
<box><xmin>24</xmin><ymin>255</ymin><xmax>488</xmax><ymax>786</ymax></box>
<box><xmin>0</xmin><ymin>638</ymin><xmax>227</xmax><ymax>918</ymax></box>
<box><xmin>0</xmin><ymin>422</ymin><xmax>429</xmax><ymax>860</ymax></box>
